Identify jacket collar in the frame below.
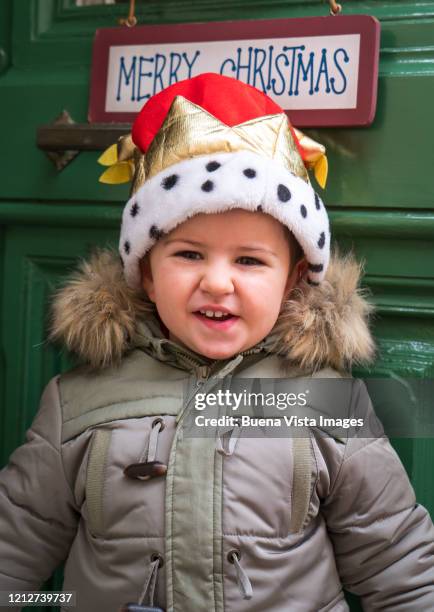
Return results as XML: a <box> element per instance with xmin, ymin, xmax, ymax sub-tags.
<box><xmin>50</xmin><ymin>249</ymin><xmax>375</xmax><ymax>374</ymax></box>
<box><xmin>132</xmin><ymin>316</ymin><xmax>275</xmax><ymax>376</ymax></box>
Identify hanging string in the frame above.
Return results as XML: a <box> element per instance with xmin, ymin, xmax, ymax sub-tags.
<box><xmin>329</xmin><ymin>0</ymin><xmax>342</xmax><ymax>15</ymax></box>
<box><xmin>119</xmin><ymin>0</ymin><xmax>137</xmax><ymax>27</ymax></box>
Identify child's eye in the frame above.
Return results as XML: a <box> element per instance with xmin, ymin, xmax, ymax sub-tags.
<box><xmin>237</xmin><ymin>256</ymin><xmax>264</xmax><ymax>266</ymax></box>
<box><xmin>174</xmin><ymin>250</ymin><xmax>202</xmax><ymax>260</ymax></box>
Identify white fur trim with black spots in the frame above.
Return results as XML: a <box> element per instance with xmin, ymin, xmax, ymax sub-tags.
<box><xmin>119</xmin><ymin>150</ymin><xmax>330</xmax><ymax>289</ymax></box>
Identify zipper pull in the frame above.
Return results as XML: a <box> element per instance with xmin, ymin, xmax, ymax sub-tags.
<box><xmin>197</xmin><ymin>364</ymin><xmax>211</xmax><ymax>381</ymax></box>
<box><xmin>175</xmin><ymin>367</ymin><xmax>210</xmax><ymax>424</ymax></box>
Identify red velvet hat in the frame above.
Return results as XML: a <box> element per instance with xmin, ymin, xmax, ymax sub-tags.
<box><xmin>132</xmin><ymin>73</ymin><xmax>303</xmax><ymax>160</ymax></box>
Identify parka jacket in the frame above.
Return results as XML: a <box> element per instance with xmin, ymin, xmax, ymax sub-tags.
<box><xmin>1</xmin><ymin>251</ymin><xmax>434</xmax><ymax>612</ymax></box>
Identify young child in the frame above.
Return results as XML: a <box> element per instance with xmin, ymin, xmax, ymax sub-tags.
<box><xmin>1</xmin><ymin>74</ymin><xmax>433</xmax><ymax>612</ymax></box>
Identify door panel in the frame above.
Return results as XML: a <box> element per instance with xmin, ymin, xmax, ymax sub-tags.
<box><xmin>1</xmin><ymin>2</ymin><xmax>433</xmax><ymax>610</ymax></box>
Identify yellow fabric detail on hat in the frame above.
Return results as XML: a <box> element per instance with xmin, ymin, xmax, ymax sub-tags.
<box><xmin>293</xmin><ymin>128</ymin><xmax>325</xmax><ymax>162</ymax></box>
<box><xmin>98</xmin><ymin>143</ymin><xmax>119</xmax><ymax>167</ymax></box>
<box><xmin>314</xmin><ymin>155</ymin><xmax>328</xmax><ymax>189</ymax></box>
<box><xmin>99</xmin><ymin>161</ymin><xmax>133</xmax><ymax>184</ymax></box>
<box><xmin>293</xmin><ymin>128</ymin><xmax>328</xmax><ymax>189</ymax></box>
<box><xmin>96</xmin><ymin>99</ymin><xmax>329</xmax><ymax>195</ymax></box>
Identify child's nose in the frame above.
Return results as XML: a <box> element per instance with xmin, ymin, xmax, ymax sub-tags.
<box><xmin>199</xmin><ymin>262</ymin><xmax>235</xmax><ymax>296</ymax></box>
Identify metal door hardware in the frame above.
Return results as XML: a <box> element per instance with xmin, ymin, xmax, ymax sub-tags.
<box><xmin>37</xmin><ymin>110</ymin><xmax>131</xmax><ymax>171</ymax></box>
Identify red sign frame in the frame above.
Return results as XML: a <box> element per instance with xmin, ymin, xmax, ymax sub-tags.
<box><xmin>89</xmin><ymin>15</ymin><xmax>380</xmax><ymax>127</ymax></box>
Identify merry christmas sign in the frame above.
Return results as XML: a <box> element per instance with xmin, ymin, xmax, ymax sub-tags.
<box><xmin>89</xmin><ymin>15</ymin><xmax>380</xmax><ymax>127</ymax></box>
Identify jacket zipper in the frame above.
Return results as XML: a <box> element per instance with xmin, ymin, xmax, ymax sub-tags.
<box><xmin>173</xmin><ymin>343</ymin><xmax>266</xmax><ymax>425</ymax></box>
<box><xmin>175</xmin><ymin>365</ymin><xmax>211</xmax><ymax>424</ymax></box>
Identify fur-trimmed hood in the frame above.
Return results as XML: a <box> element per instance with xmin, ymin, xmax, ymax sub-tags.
<box><xmin>50</xmin><ymin>249</ymin><xmax>375</xmax><ymax>373</ymax></box>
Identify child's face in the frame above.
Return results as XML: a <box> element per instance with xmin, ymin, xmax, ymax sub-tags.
<box><xmin>140</xmin><ymin>209</ymin><xmax>304</xmax><ymax>360</ymax></box>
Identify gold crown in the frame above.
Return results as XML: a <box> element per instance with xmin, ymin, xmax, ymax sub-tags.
<box><xmin>99</xmin><ymin>96</ymin><xmax>328</xmax><ymax>195</ymax></box>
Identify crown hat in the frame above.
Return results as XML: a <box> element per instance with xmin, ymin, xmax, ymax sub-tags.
<box><xmin>99</xmin><ymin>73</ymin><xmax>330</xmax><ymax>289</ymax></box>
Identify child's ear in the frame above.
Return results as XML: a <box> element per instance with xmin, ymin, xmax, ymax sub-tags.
<box><xmin>139</xmin><ymin>256</ymin><xmax>156</xmax><ymax>302</ymax></box>
<box><xmin>296</xmin><ymin>257</ymin><xmax>309</xmax><ymax>283</ymax></box>
<box><xmin>284</xmin><ymin>257</ymin><xmax>308</xmax><ymax>296</ymax></box>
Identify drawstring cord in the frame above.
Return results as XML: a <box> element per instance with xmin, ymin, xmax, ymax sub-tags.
<box><xmin>214</xmin><ymin>356</ymin><xmax>243</xmax><ymax>457</ymax></box>
<box><xmin>229</xmin><ymin>551</ymin><xmax>253</xmax><ymax>600</ymax></box>
<box><xmin>140</xmin><ymin>418</ymin><xmax>163</xmax><ymax>463</ymax></box>
<box><xmin>216</xmin><ymin>426</ymin><xmax>241</xmax><ymax>456</ymax></box>
<box><xmin>138</xmin><ymin>557</ymin><xmax>160</xmax><ymax>607</ymax></box>
<box><xmin>216</xmin><ymin>354</ymin><xmax>244</xmax><ymax>378</ymax></box>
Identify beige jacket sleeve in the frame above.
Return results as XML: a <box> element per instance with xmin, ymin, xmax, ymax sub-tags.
<box><xmin>0</xmin><ymin>376</ymin><xmax>80</xmax><ymax>594</ymax></box>
<box><xmin>321</xmin><ymin>380</ymin><xmax>434</xmax><ymax>611</ymax></box>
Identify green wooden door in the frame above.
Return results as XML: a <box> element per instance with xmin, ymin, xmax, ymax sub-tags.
<box><xmin>0</xmin><ymin>2</ymin><xmax>433</xmax><ymax>611</ymax></box>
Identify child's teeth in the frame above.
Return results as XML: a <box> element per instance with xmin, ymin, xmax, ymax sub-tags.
<box><xmin>199</xmin><ymin>310</ymin><xmax>230</xmax><ymax>319</ymax></box>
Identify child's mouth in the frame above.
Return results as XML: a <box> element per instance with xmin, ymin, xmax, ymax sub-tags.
<box><xmin>194</xmin><ymin>310</ymin><xmax>239</xmax><ymax>330</ymax></box>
